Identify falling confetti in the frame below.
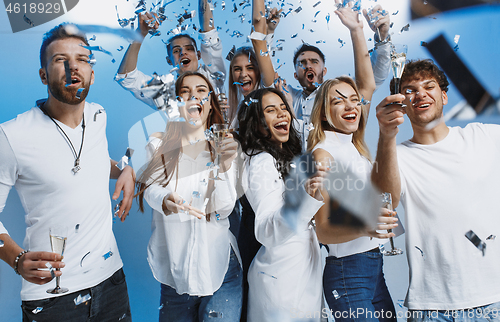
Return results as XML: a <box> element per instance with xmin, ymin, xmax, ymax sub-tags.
<box><xmin>102</xmin><ymin>251</ymin><xmax>113</xmax><ymax>260</ymax></box>
<box><xmin>338</xmin><ymin>38</ymin><xmax>346</xmax><ymax>47</ymax></box>
<box><xmin>414</xmin><ymin>246</ymin><xmax>425</xmax><ymax>259</ymax></box>
<box><xmin>291</xmin><ymin>33</ymin><xmax>298</xmax><ymax>38</ymax></box>
<box><xmin>208</xmin><ymin>311</ymin><xmax>223</xmax><ymax>318</ymax></box>
<box><xmin>486</xmin><ymin>235</ymin><xmax>496</xmax><ymax>240</ymax></box>
<box><xmin>332</xmin><ymin>290</ymin><xmax>340</xmax><ymax>300</ymax></box>
<box><xmin>420</xmin><ymin>41</ymin><xmax>428</xmax><ymax>47</ymax></box>
<box><xmin>0</xmin><ymin>239</ymin><xmax>3</xmax><ymax>247</ymax></box>
<box><xmin>81</xmin><ymin>45</ymin><xmax>113</xmax><ymax>57</ymax></box>
<box><xmin>399</xmin><ymin>24</ymin><xmax>410</xmax><ymax>34</ymax></box>
<box><xmin>23</xmin><ymin>14</ymin><xmax>35</xmax><ymax>27</ymax></box>
<box><xmin>465</xmin><ymin>230</ymin><xmax>486</xmax><ymax>256</ymax></box>
<box><xmin>259</xmin><ymin>271</ymin><xmax>277</xmax><ymax>279</ymax></box>
<box><xmin>74</xmin><ymin>293</ymin><xmax>91</xmax><ymax>306</ymax></box>
<box><xmin>45</xmin><ymin>262</ymin><xmax>55</xmax><ymax>279</ymax></box>
<box><xmin>32</xmin><ymin>307</ymin><xmax>43</xmax><ymax>314</ymax></box>
<box><xmin>76</xmin><ymin>88</ymin><xmax>84</xmax><ymax>100</ymax></box>
<box><xmin>75</xmin><ymin>224</ymin><xmax>80</xmax><ymax>233</ymax></box>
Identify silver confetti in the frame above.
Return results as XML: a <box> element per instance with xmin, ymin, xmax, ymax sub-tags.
<box><xmin>76</xmin><ymin>88</ymin><xmax>84</xmax><ymax>100</ymax></box>
<box><xmin>465</xmin><ymin>230</ymin><xmax>486</xmax><ymax>256</ymax></box>
<box><xmin>332</xmin><ymin>290</ymin><xmax>340</xmax><ymax>300</ymax></box>
<box><xmin>32</xmin><ymin>307</ymin><xmax>43</xmax><ymax>314</ymax></box>
<box><xmin>74</xmin><ymin>293</ymin><xmax>91</xmax><ymax>306</ymax></box>
<box><xmin>75</xmin><ymin>224</ymin><xmax>80</xmax><ymax>233</ymax></box>
<box><xmin>102</xmin><ymin>251</ymin><xmax>113</xmax><ymax>260</ymax></box>
<box><xmin>45</xmin><ymin>262</ymin><xmax>55</xmax><ymax>279</ymax></box>
<box><xmin>23</xmin><ymin>14</ymin><xmax>35</xmax><ymax>27</ymax></box>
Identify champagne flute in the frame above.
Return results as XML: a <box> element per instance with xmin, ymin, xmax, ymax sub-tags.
<box><xmin>381</xmin><ymin>193</ymin><xmax>403</xmax><ymax>256</ymax></box>
<box><xmin>47</xmin><ymin>226</ymin><xmax>69</xmax><ymax>294</ymax></box>
<box><xmin>210</xmin><ymin>123</ymin><xmax>229</xmax><ymax>180</ymax></box>
<box><xmin>390</xmin><ymin>44</ymin><xmax>408</xmax><ymax>94</ymax></box>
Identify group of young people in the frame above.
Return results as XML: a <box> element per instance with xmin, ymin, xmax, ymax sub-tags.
<box><xmin>1</xmin><ymin>0</ymin><xmax>500</xmax><ymax>321</ymax></box>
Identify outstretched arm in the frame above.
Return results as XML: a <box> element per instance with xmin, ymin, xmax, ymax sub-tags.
<box><xmin>117</xmin><ymin>12</ymin><xmax>159</xmax><ymax>75</ymax></box>
<box><xmin>363</xmin><ymin>5</ymin><xmax>391</xmax><ymax>89</ymax></box>
<box><xmin>199</xmin><ymin>0</ymin><xmax>215</xmax><ymax>32</ymax></box>
<box><xmin>335</xmin><ymin>0</ymin><xmax>376</xmax><ymax>111</ymax></box>
<box><xmin>251</xmin><ymin>0</ymin><xmax>281</xmax><ymax>87</ymax></box>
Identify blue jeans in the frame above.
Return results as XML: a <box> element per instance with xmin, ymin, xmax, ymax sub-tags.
<box><xmin>159</xmin><ymin>249</ymin><xmax>242</xmax><ymax>322</ymax></box>
<box><xmin>407</xmin><ymin>301</ymin><xmax>500</xmax><ymax>322</ymax></box>
<box><xmin>21</xmin><ymin>268</ymin><xmax>131</xmax><ymax>322</ymax></box>
<box><xmin>323</xmin><ymin>249</ymin><xmax>397</xmax><ymax>322</ymax></box>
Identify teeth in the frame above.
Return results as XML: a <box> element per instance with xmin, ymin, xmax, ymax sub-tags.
<box><xmin>275</xmin><ymin>121</ymin><xmax>288</xmax><ymax>127</ymax></box>
<box><xmin>417</xmin><ymin>104</ymin><xmax>430</xmax><ymax>108</ymax></box>
<box><xmin>344</xmin><ymin>114</ymin><xmax>356</xmax><ymax>118</ymax></box>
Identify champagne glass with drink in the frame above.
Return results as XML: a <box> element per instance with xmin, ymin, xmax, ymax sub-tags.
<box><xmin>381</xmin><ymin>193</ymin><xmax>403</xmax><ymax>256</ymax></box>
<box><xmin>46</xmin><ymin>225</ymin><xmax>69</xmax><ymax>294</ymax></box>
<box><xmin>390</xmin><ymin>44</ymin><xmax>408</xmax><ymax>95</ymax></box>
<box><xmin>210</xmin><ymin>123</ymin><xmax>229</xmax><ymax>180</ymax></box>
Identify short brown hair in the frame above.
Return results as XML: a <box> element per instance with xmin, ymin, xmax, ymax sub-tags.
<box><xmin>40</xmin><ymin>23</ymin><xmax>89</xmax><ymax>68</ymax></box>
<box><xmin>390</xmin><ymin>59</ymin><xmax>449</xmax><ymax>94</ymax></box>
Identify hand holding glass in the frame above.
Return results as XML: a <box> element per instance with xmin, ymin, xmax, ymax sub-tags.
<box><xmin>381</xmin><ymin>193</ymin><xmax>403</xmax><ymax>256</ymax></box>
<box><xmin>47</xmin><ymin>226</ymin><xmax>69</xmax><ymax>294</ymax></box>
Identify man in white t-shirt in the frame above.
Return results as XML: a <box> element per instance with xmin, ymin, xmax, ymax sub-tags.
<box><xmin>114</xmin><ymin>0</ymin><xmax>226</xmax><ymax>110</ymax></box>
<box><xmin>0</xmin><ymin>23</ymin><xmax>135</xmax><ymax>321</ymax></box>
<box><xmin>372</xmin><ymin>59</ymin><xmax>500</xmax><ymax>320</ymax></box>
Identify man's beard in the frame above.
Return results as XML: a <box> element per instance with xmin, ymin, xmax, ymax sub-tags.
<box><xmin>47</xmin><ymin>72</ymin><xmax>90</xmax><ymax>105</ymax></box>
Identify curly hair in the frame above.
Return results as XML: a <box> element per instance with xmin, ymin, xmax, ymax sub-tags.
<box><xmin>390</xmin><ymin>59</ymin><xmax>449</xmax><ymax>94</ymax></box>
<box><xmin>237</xmin><ymin>88</ymin><xmax>302</xmax><ymax>179</ymax></box>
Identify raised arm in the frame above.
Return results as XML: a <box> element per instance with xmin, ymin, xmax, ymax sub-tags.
<box><xmin>335</xmin><ymin>0</ymin><xmax>376</xmax><ymax>110</ymax></box>
<box><xmin>199</xmin><ymin>0</ymin><xmax>214</xmax><ymax>32</ymax></box>
<box><xmin>117</xmin><ymin>12</ymin><xmax>159</xmax><ymax>75</ymax></box>
<box><xmin>363</xmin><ymin>5</ymin><xmax>391</xmax><ymax>89</ymax></box>
<box><xmin>251</xmin><ymin>0</ymin><xmax>281</xmax><ymax>87</ymax></box>
<box><xmin>198</xmin><ymin>0</ymin><xmax>226</xmax><ymax>90</ymax></box>
<box><xmin>371</xmin><ymin>94</ymin><xmax>406</xmax><ymax>208</ymax></box>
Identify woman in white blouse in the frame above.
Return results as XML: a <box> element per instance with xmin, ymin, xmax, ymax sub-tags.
<box><xmin>136</xmin><ymin>72</ymin><xmax>242</xmax><ymax>322</ymax></box>
<box><xmin>237</xmin><ymin>87</ymin><xmax>325</xmax><ymax>321</ymax></box>
<box><xmin>307</xmin><ymin>76</ymin><xmax>398</xmax><ymax>321</ymax></box>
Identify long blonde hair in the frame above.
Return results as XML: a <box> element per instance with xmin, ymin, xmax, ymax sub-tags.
<box><xmin>307</xmin><ymin>76</ymin><xmax>371</xmax><ymax>161</ymax></box>
<box><xmin>136</xmin><ymin>72</ymin><xmax>223</xmax><ymax>212</ymax></box>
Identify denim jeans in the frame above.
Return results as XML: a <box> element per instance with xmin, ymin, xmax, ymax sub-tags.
<box><xmin>159</xmin><ymin>249</ymin><xmax>242</xmax><ymax>322</ymax></box>
<box><xmin>407</xmin><ymin>301</ymin><xmax>500</xmax><ymax>322</ymax></box>
<box><xmin>21</xmin><ymin>268</ymin><xmax>132</xmax><ymax>322</ymax></box>
<box><xmin>323</xmin><ymin>249</ymin><xmax>397</xmax><ymax>322</ymax></box>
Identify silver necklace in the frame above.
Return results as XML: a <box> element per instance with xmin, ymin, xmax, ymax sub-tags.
<box><xmin>40</xmin><ymin>105</ymin><xmax>85</xmax><ymax>174</ymax></box>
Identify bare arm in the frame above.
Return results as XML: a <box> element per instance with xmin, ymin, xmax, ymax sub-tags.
<box><xmin>110</xmin><ymin>160</ymin><xmax>136</xmax><ymax>221</ymax></box>
<box><xmin>251</xmin><ymin>0</ymin><xmax>281</xmax><ymax>87</ymax></box>
<box><xmin>313</xmin><ymin>149</ymin><xmax>397</xmax><ymax>243</ymax></box>
<box><xmin>117</xmin><ymin>12</ymin><xmax>159</xmax><ymax>75</ymax></box>
<box><xmin>335</xmin><ymin>0</ymin><xmax>376</xmax><ymax>114</ymax></box>
<box><xmin>199</xmin><ymin>0</ymin><xmax>215</xmax><ymax>32</ymax></box>
<box><xmin>371</xmin><ymin>95</ymin><xmax>406</xmax><ymax>208</ymax></box>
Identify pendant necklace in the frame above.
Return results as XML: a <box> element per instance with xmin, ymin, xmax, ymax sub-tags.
<box><xmin>40</xmin><ymin>105</ymin><xmax>85</xmax><ymax>174</ymax></box>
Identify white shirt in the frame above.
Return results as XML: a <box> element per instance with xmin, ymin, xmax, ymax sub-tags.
<box><xmin>398</xmin><ymin>123</ymin><xmax>500</xmax><ymax>310</ymax></box>
<box><xmin>0</xmin><ymin>102</ymin><xmax>123</xmax><ymax>301</ymax></box>
<box><xmin>242</xmin><ymin>152</ymin><xmax>324</xmax><ymax>322</ymax></box>
<box><xmin>144</xmin><ymin>137</ymin><xmax>239</xmax><ymax>296</ymax></box>
<box><xmin>114</xmin><ymin>29</ymin><xmax>226</xmax><ymax>110</ymax></box>
<box><xmin>313</xmin><ymin>131</ymin><xmax>380</xmax><ymax>257</ymax></box>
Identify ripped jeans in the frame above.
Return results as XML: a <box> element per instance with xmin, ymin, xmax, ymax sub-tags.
<box><xmin>159</xmin><ymin>249</ymin><xmax>242</xmax><ymax>322</ymax></box>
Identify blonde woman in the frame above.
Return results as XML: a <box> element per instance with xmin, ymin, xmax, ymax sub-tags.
<box><xmin>308</xmin><ymin>77</ymin><xmax>398</xmax><ymax>321</ymax></box>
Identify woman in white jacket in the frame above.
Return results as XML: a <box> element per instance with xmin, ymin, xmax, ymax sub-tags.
<box><xmin>237</xmin><ymin>87</ymin><xmax>325</xmax><ymax>321</ymax></box>
<box><xmin>136</xmin><ymin>72</ymin><xmax>242</xmax><ymax>322</ymax></box>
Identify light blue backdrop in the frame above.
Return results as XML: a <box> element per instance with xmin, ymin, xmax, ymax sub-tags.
<box><xmin>1</xmin><ymin>0</ymin><xmax>499</xmax><ymax>320</ymax></box>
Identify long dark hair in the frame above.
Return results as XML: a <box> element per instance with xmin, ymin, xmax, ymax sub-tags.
<box><xmin>136</xmin><ymin>72</ymin><xmax>223</xmax><ymax>212</ymax></box>
<box><xmin>237</xmin><ymin>88</ymin><xmax>301</xmax><ymax>179</ymax></box>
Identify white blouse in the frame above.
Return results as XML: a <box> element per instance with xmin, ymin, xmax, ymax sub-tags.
<box><xmin>313</xmin><ymin>131</ymin><xmax>380</xmax><ymax>258</ymax></box>
<box><xmin>242</xmin><ymin>152</ymin><xmax>324</xmax><ymax>322</ymax></box>
<box><xmin>144</xmin><ymin>137</ymin><xmax>240</xmax><ymax>296</ymax></box>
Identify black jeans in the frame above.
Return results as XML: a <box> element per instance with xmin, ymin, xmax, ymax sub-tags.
<box><xmin>22</xmin><ymin>268</ymin><xmax>132</xmax><ymax>322</ymax></box>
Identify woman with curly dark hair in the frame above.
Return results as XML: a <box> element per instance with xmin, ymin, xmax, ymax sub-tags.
<box><xmin>237</xmin><ymin>87</ymin><xmax>325</xmax><ymax>321</ymax></box>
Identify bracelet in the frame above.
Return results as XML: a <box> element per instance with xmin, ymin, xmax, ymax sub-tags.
<box><xmin>14</xmin><ymin>250</ymin><xmax>29</xmax><ymax>275</ymax></box>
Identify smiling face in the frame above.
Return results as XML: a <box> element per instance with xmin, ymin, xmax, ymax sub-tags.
<box><xmin>294</xmin><ymin>51</ymin><xmax>326</xmax><ymax>93</ymax></box>
<box><xmin>39</xmin><ymin>37</ymin><xmax>94</xmax><ymax>105</ymax></box>
<box><xmin>262</xmin><ymin>92</ymin><xmax>291</xmax><ymax>147</ymax></box>
<box><xmin>402</xmin><ymin>77</ymin><xmax>448</xmax><ymax>127</ymax></box>
<box><xmin>325</xmin><ymin>82</ymin><xmax>361</xmax><ymax>134</ymax></box>
<box><xmin>168</xmin><ymin>36</ymin><xmax>201</xmax><ymax>74</ymax></box>
<box><xmin>177</xmin><ymin>75</ymin><xmax>212</xmax><ymax>129</ymax></box>
<box><xmin>231</xmin><ymin>53</ymin><xmax>258</xmax><ymax>96</ymax></box>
